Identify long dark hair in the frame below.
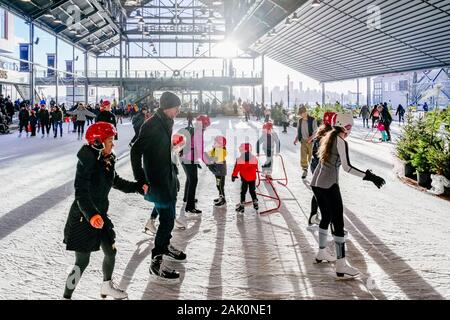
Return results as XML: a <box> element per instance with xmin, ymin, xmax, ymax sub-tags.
<box><xmin>316</xmin><ymin>123</ymin><xmax>332</xmax><ymax>140</ymax></box>
<box><xmin>318</xmin><ymin>126</ymin><xmax>344</xmax><ymax>163</ymax></box>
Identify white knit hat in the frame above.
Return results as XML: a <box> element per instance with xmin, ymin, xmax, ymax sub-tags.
<box><xmin>334</xmin><ymin>112</ymin><xmax>354</xmax><ymax>130</ymax></box>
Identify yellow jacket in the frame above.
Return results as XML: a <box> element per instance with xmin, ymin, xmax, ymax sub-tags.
<box><xmin>208</xmin><ymin>147</ymin><xmax>227</xmax><ymax>164</ymax></box>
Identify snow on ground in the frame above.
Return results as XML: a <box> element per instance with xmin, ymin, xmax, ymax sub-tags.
<box><xmin>0</xmin><ymin>117</ymin><xmax>449</xmax><ymax>300</ymax></box>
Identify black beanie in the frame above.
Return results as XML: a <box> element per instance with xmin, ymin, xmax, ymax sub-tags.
<box><xmin>160</xmin><ymin>92</ymin><xmax>181</xmax><ymax>110</ymax></box>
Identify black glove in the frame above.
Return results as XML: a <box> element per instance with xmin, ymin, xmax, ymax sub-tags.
<box><xmin>363</xmin><ymin>170</ymin><xmax>386</xmax><ymax>189</ymax></box>
<box><xmin>197</xmin><ymin>164</ymin><xmax>202</xmax><ymax>169</ymax></box>
<box><xmin>232</xmin><ymin>176</ymin><xmax>237</xmax><ymax>182</ymax></box>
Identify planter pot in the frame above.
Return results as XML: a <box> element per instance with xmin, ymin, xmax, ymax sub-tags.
<box><xmin>417</xmin><ymin>171</ymin><xmax>432</xmax><ymax>189</ymax></box>
<box><xmin>404</xmin><ymin>163</ymin><xmax>415</xmax><ymax>178</ymax></box>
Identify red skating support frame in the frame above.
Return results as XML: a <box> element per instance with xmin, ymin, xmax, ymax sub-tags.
<box><xmin>244</xmin><ymin>154</ymin><xmax>288</xmax><ymax>215</ymax></box>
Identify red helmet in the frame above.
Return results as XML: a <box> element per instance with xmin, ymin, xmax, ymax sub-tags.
<box><xmin>101</xmin><ymin>100</ymin><xmax>111</xmax><ymax>111</ymax></box>
<box><xmin>172</xmin><ymin>133</ymin><xmax>185</xmax><ymax>147</ymax></box>
<box><xmin>239</xmin><ymin>143</ymin><xmax>252</xmax><ymax>153</ymax></box>
<box><xmin>196</xmin><ymin>115</ymin><xmax>211</xmax><ymax>128</ymax></box>
<box><xmin>323</xmin><ymin>112</ymin><xmax>337</xmax><ymax>126</ymax></box>
<box><xmin>214</xmin><ymin>135</ymin><xmax>227</xmax><ymax>147</ymax></box>
<box><xmin>262</xmin><ymin>122</ymin><xmax>273</xmax><ymax>131</ymax></box>
<box><xmin>85</xmin><ymin>122</ymin><xmax>117</xmax><ymax>146</ymax></box>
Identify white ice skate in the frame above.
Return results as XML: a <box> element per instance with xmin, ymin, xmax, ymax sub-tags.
<box><xmin>314</xmin><ymin>247</ymin><xmax>336</xmax><ymax>263</ymax></box>
<box><xmin>143</xmin><ymin>217</ymin><xmax>157</xmax><ymax>235</ymax></box>
<box><xmin>175</xmin><ymin>217</ymin><xmax>187</xmax><ymax>230</ymax></box>
<box><xmin>100</xmin><ymin>280</ymin><xmax>128</xmax><ymax>299</ymax></box>
<box><xmin>335</xmin><ymin>258</ymin><xmax>360</xmax><ymax>280</ymax></box>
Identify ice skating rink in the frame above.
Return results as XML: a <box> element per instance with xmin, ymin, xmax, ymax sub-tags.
<box><xmin>0</xmin><ymin>117</ymin><xmax>449</xmax><ymax>299</ymax></box>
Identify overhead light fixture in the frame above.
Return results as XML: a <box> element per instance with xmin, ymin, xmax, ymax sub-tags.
<box><xmin>21</xmin><ymin>0</ymin><xmax>33</xmax><ymax>2</ymax></box>
<box><xmin>54</xmin><ymin>17</ymin><xmax>63</xmax><ymax>24</ymax></box>
<box><xmin>291</xmin><ymin>12</ymin><xmax>300</xmax><ymax>21</ymax></box>
<box><xmin>138</xmin><ymin>17</ymin><xmax>145</xmax><ymax>25</ymax></box>
<box><xmin>43</xmin><ymin>12</ymin><xmax>54</xmax><ymax>18</ymax></box>
<box><xmin>312</xmin><ymin>0</ymin><xmax>321</xmax><ymax>7</ymax></box>
<box><xmin>212</xmin><ymin>1</ymin><xmax>222</xmax><ymax>5</ymax></box>
<box><xmin>206</xmin><ymin>18</ymin><xmax>213</xmax><ymax>25</ymax></box>
<box><xmin>135</xmin><ymin>10</ymin><xmax>143</xmax><ymax>19</ymax></box>
<box><xmin>152</xmin><ymin>48</ymin><xmax>157</xmax><ymax>55</ymax></box>
<box><xmin>285</xmin><ymin>17</ymin><xmax>291</xmax><ymax>25</ymax></box>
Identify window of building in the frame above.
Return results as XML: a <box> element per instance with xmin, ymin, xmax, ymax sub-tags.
<box><xmin>399</xmin><ymin>80</ymin><xmax>409</xmax><ymax>91</ymax></box>
<box><xmin>0</xmin><ymin>9</ymin><xmax>7</xmax><ymax>39</ymax></box>
<box><xmin>384</xmin><ymin>82</ymin><xmax>389</xmax><ymax>92</ymax></box>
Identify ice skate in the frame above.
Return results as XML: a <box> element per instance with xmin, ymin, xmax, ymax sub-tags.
<box><xmin>149</xmin><ymin>255</ymin><xmax>180</xmax><ymax>284</ymax></box>
<box><xmin>143</xmin><ymin>217</ymin><xmax>157</xmax><ymax>235</ymax></box>
<box><xmin>235</xmin><ymin>203</ymin><xmax>244</xmax><ymax>214</ymax></box>
<box><xmin>314</xmin><ymin>247</ymin><xmax>336</xmax><ymax>263</ymax></box>
<box><xmin>214</xmin><ymin>197</ymin><xmax>226</xmax><ymax>207</ymax></box>
<box><xmin>100</xmin><ymin>280</ymin><xmax>128</xmax><ymax>299</ymax></box>
<box><xmin>185</xmin><ymin>208</ymin><xmax>202</xmax><ymax>218</ymax></box>
<box><xmin>163</xmin><ymin>244</ymin><xmax>187</xmax><ymax>262</ymax></box>
<box><xmin>253</xmin><ymin>199</ymin><xmax>259</xmax><ymax>211</ymax></box>
<box><xmin>335</xmin><ymin>258</ymin><xmax>360</xmax><ymax>279</ymax></box>
<box><xmin>302</xmin><ymin>169</ymin><xmax>308</xmax><ymax>179</ymax></box>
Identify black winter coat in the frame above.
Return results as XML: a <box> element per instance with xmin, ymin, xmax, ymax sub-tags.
<box><xmin>18</xmin><ymin>109</ymin><xmax>29</xmax><ymax>123</ymax></box>
<box><xmin>131</xmin><ymin>109</ymin><xmax>179</xmax><ymax>203</ymax></box>
<box><xmin>96</xmin><ymin>111</ymin><xmax>117</xmax><ymax>127</ymax></box>
<box><xmin>64</xmin><ymin>145</ymin><xmax>139</xmax><ymax>252</ymax></box>
<box><xmin>38</xmin><ymin>109</ymin><xmax>50</xmax><ymax>123</ymax></box>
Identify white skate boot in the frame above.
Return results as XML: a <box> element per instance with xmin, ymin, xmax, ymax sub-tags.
<box><xmin>314</xmin><ymin>247</ymin><xmax>336</xmax><ymax>263</ymax></box>
<box><xmin>100</xmin><ymin>280</ymin><xmax>128</xmax><ymax>299</ymax></box>
<box><xmin>335</xmin><ymin>258</ymin><xmax>360</xmax><ymax>279</ymax></box>
<box><xmin>144</xmin><ymin>217</ymin><xmax>158</xmax><ymax>235</ymax></box>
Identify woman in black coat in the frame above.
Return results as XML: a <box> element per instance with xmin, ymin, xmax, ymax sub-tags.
<box><xmin>96</xmin><ymin>100</ymin><xmax>118</xmax><ymax>140</ymax></box>
<box><xmin>63</xmin><ymin>122</ymin><xmax>145</xmax><ymax>300</ymax></box>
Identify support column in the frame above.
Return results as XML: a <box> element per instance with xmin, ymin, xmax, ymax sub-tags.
<box><xmin>119</xmin><ymin>32</ymin><xmax>123</xmax><ymax>104</ymax></box>
<box><xmin>72</xmin><ymin>45</ymin><xmax>75</xmax><ymax>106</ymax></box>
<box><xmin>29</xmin><ymin>22</ymin><xmax>34</xmax><ymax>105</ymax></box>
<box><xmin>95</xmin><ymin>55</ymin><xmax>98</xmax><ymax>103</ymax></box>
<box><xmin>287</xmin><ymin>74</ymin><xmax>290</xmax><ymax>109</ymax></box>
<box><xmin>84</xmin><ymin>51</ymin><xmax>88</xmax><ymax>105</ymax></box>
<box><xmin>356</xmin><ymin>78</ymin><xmax>360</xmax><ymax>107</ymax></box>
<box><xmin>367</xmin><ymin>77</ymin><xmax>371</xmax><ymax>107</ymax></box>
<box><xmin>321</xmin><ymin>82</ymin><xmax>325</xmax><ymax>106</ymax></box>
<box><xmin>261</xmin><ymin>54</ymin><xmax>265</xmax><ymax>106</ymax></box>
<box><xmin>55</xmin><ymin>36</ymin><xmax>58</xmax><ymax>105</ymax></box>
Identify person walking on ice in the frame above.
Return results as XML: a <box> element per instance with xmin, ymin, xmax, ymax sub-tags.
<box><xmin>131</xmin><ymin>92</ymin><xmax>186</xmax><ymax>283</ymax></box>
<box><xmin>256</xmin><ymin>121</ymin><xmax>280</xmax><ymax>170</ymax></box>
<box><xmin>310</xmin><ymin>112</ymin><xmax>386</xmax><ymax>279</ymax></box>
<box><xmin>62</xmin><ymin>122</ymin><xmax>145</xmax><ymax>300</ymax></box>
<box><xmin>232</xmin><ymin>143</ymin><xmax>259</xmax><ymax>214</ymax></box>
<box><xmin>294</xmin><ymin>106</ymin><xmax>317</xmax><ymax>179</ymax></box>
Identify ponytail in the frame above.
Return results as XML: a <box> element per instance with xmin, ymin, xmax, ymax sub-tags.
<box><xmin>318</xmin><ymin>127</ymin><xmax>343</xmax><ymax>163</ymax></box>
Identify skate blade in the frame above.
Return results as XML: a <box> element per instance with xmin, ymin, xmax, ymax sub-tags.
<box><xmin>335</xmin><ymin>273</ymin><xmax>360</xmax><ymax>280</ymax></box>
<box><xmin>306</xmin><ymin>224</ymin><xmax>319</xmax><ymax>232</ymax></box>
<box><xmin>149</xmin><ymin>274</ymin><xmax>181</xmax><ymax>285</ymax></box>
<box><xmin>142</xmin><ymin>229</ymin><xmax>156</xmax><ymax>235</ymax></box>
<box><xmin>163</xmin><ymin>255</ymin><xmax>187</xmax><ymax>263</ymax></box>
<box><xmin>314</xmin><ymin>258</ymin><xmax>336</xmax><ymax>264</ymax></box>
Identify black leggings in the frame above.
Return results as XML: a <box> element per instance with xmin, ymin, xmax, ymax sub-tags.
<box><xmin>76</xmin><ymin>120</ymin><xmax>86</xmax><ymax>136</ymax></box>
<box><xmin>241</xmin><ymin>179</ymin><xmax>257</xmax><ymax>203</ymax></box>
<box><xmin>63</xmin><ymin>236</ymin><xmax>116</xmax><ymax>299</ymax></box>
<box><xmin>41</xmin><ymin>122</ymin><xmax>51</xmax><ymax>135</ymax></box>
<box><xmin>216</xmin><ymin>176</ymin><xmax>225</xmax><ymax>197</ymax></box>
<box><xmin>182</xmin><ymin>163</ymin><xmax>198</xmax><ymax>210</ymax></box>
<box><xmin>311</xmin><ymin>184</ymin><xmax>345</xmax><ymax>237</ymax></box>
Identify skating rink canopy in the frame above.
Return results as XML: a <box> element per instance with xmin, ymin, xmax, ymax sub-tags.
<box><xmin>250</xmin><ymin>0</ymin><xmax>450</xmax><ymax>82</ymax></box>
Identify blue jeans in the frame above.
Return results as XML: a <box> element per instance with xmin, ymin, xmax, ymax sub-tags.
<box><xmin>53</xmin><ymin>121</ymin><xmax>63</xmax><ymax>137</ymax></box>
<box><xmin>151</xmin><ymin>201</ymin><xmax>176</xmax><ymax>258</ymax></box>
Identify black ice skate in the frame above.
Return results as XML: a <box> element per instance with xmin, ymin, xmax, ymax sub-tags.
<box><xmin>163</xmin><ymin>244</ymin><xmax>187</xmax><ymax>262</ymax></box>
<box><xmin>253</xmin><ymin>199</ymin><xmax>259</xmax><ymax>211</ymax></box>
<box><xmin>214</xmin><ymin>197</ymin><xmax>226</xmax><ymax>207</ymax></box>
<box><xmin>149</xmin><ymin>255</ymin><xmax>180</xmax><ymax>284</ymax></box>
<box><xmin>235</xmin><ymin>203</ymin><xmax>244</xmax><ymax>214</ymax></box>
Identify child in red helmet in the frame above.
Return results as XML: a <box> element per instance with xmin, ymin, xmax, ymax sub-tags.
<box><xmin>232</xmin><ymin>143</ymin><xmax>259</xmax><ymax>213</ymax></box>
<box><xmin>205</xmin><ymin>135</ymin><xmax>228</xmax><ymax>207</ymax></box>
<box><xmin>63</xmin><ymin>122</ymin><xmax>146</xmax><ymax>300</ymax></box>
<box><xmin>257</xmin><ymin>121</ymin><xmax>280</xmax><ymax>170</ymax></box>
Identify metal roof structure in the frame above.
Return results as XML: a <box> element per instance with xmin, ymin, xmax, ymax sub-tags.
<box><xmin>250</xmin><ymin>0</ymin><xmax>450</xmax><ymax>82</ymax></box>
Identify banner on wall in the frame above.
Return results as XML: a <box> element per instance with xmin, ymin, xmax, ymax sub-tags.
<box><xmin>47</xmin><ymin>54</ymin><xmax>55</xmax><ymax>77</ymax></box>
<box><xmin>19</xmin><ymin>44</ymin><xmax>30</xmax><ymax>72</ymax></box>
<box><xmin>65</xmin><ymin>60</ymin><xmax>73</xmax><ymax>78</ymax></box>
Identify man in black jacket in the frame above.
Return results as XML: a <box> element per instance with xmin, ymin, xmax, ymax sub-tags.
<box><xmin>131</xmin><ymin>91</ymin><xmax>185</xmax><ymax>283</ymax></box>
<box><xmin>38</xmin><ymin>104</ymin><xmax>51</xmax><ymax>138</ymax></box>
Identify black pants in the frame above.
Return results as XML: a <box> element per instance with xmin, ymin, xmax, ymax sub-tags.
<box><xmin>152</xmin><ymin>201</ymin><xmax>176</xmax><ymax>258</ymax></box>
<box><xmin>30</xmin><ymin>124</ymin><xmax>36</xmax><ymax>136</ymax></box>
<box><xmin>384</xmin><ymin>122</ymin><xmax>391</xmax><ymax>141</ymax></box>
<box><xmin>240</xmin><ymin>179</ymin><xmax>257</xmax><ymax>203</ymax></box>
<box><xmin>182</xmin><ymin>163</ymin><xmax>198</xmax><ymax>210</ymax></box>
<box><xmin>63</xmin><ymin>235</ymin><xmax>116</xmax><ymax>299</ymax></box>
<box><xmin>245</xmin><ymin>112</ymin><xmax>249</xmax><ymax>122</ymax></box>
<box><xmin>19</xmin><ymin>121</ymin><xmax>28</xmax><ymax>133</ymax></box>
<box><xmin>265</xmin><ymin>115</ymin><xmax>270</xmax><ymax>122</ymax></box>
<box><xmin>76</xmin><ymin>120</ymin><xmax>86</xmax><ymax>136</ymax></box>
<box><xmin>371</xmin><ymin>116</ymin><xmax>379</xmax><ymax>128</ymax></box>
<box><xmin>282</xmin><ymin>122</ymin><xmax>288</xmax><ymax>132</ymax></box>
<box><xmin>311</xmin><ymin>184</ymin><xmax>345</xmax><ymax>237</ymax></box>
<box><xmin>216</xmin><ymin>175</ymin><xmax>225</xmax><ymax>198</ymax></box>
<box><xmin>363</xmin><ymin>118</ymin><xmax>369</xmax><ymax>127</ymax></box>
<box><xmin>41</xmin><ymin>122</ymin><xmax>50</xmax><ymax>135</ymax></box>
<box><xmin>310</xmin><ymin>196</ymin><xmax>318</xmax><ymax>217</ymax></box>
<box><xmin>398</xmin><ymin>114</ymin><xmax>404</xmax><ymax>123</ymax></box>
